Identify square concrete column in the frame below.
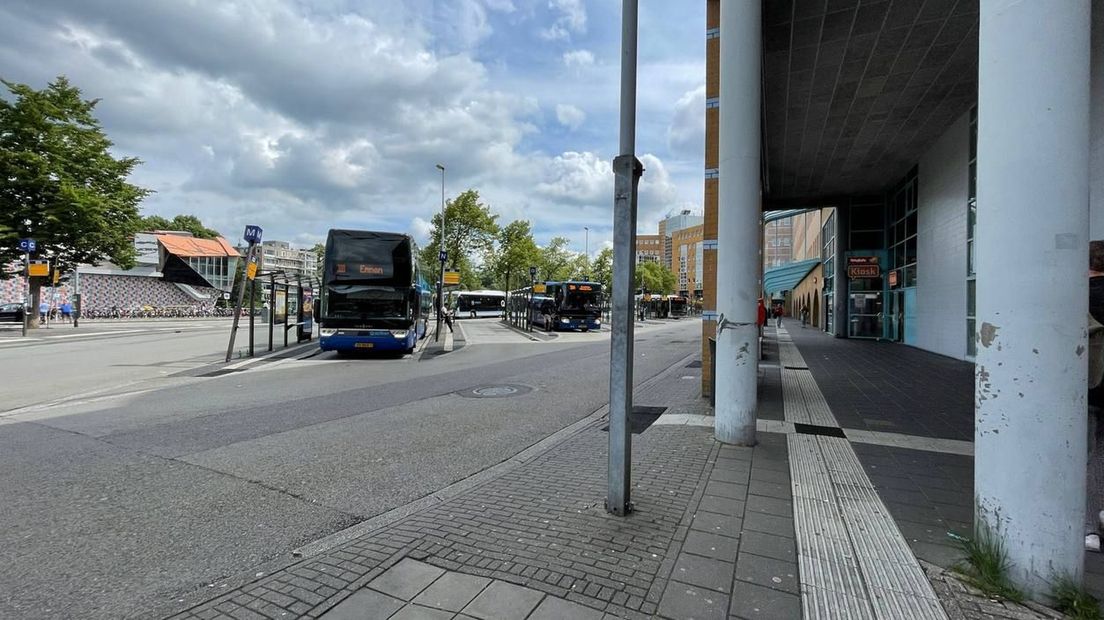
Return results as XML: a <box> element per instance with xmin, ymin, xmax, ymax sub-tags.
<box><xmin>976</xmin><ymin>0</ymin><xmax>1091</xmax><ymax>595</ymax></box>
<box><xmin>715</xmin><ymin>0</ymin><xmax>761</xmax><ymax>446</ymax></box>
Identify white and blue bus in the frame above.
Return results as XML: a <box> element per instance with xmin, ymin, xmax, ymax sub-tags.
<box><xmin>452</xmin><ymin>290</ymin><xmax>506</xmax><ymax>318</ymax></box>
<box><xmin>318</xmin><ymin>230</ymin><xmax>432</xmax><ymax>354</ymax></box>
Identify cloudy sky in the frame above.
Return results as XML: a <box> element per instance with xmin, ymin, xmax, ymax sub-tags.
<box><xmin>0</xmin><ymin>0</ymin><xmax>705</xmax><ymax>254</ymax></box>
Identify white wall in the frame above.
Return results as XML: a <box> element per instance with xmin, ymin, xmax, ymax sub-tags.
<box><xmin>915</xmin><ymin>112</ymin><xmax>970</xmax><ymax>360</ymax></box>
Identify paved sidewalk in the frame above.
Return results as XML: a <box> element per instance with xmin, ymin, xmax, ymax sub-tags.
<box><xmin>171</xmin><ymin>324</ymin><xmax>1087</xmax><ymax>619</ymax></box>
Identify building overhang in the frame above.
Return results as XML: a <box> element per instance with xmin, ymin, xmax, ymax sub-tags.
<box><xmin>762</xmin><ymin>0</ymin><xmax>978</xmax><ymax>205</ymax></box>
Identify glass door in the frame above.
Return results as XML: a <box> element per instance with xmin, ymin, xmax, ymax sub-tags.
<box><xmin>848</xmin><ymin>292</ymin><xmax>883</xmax><ymax>338</ymax></box>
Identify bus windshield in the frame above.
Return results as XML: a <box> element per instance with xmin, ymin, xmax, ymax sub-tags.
<box><xmin>324</xmin><ymin>285</ymin><xmax>408</xmax><ymax>320</ymax></box>
<box><xmin>326</xmin><ymin>230</ymin><xmax>412</xmax><ymax>287</ymax></box>
<box><xmin>562</xmin><ymin>284</ymin><xmax>602</xmax><ymax>312</ymax></box>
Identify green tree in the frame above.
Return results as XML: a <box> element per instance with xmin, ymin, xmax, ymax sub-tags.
<box><xmin>311</xmin><ymin>242</ymin><xmax>325</xmax><ymax>279</ymax></box>
<box><xmin>0</xmin><ymin>76</ymin><xmax>151</xmax><ymax>327</ymax></box>
<box><xmin>537</xmin><ymin>236</ymin><xmax>575</xmax><ymax>282</ymax></box>
<box><xmin>635</xmin><ymin>261</ymin><xmax>675</xmax><ymax>295</ymax></box>
<box><xmin>491</xmin><ymin>220</ymin><xmax>540</xmax><ymax>290</ymax></box>
<box><xmin>592</xmin><ymin>246</ymin><xmax>613</xmax><ymax>292</ymax></box>
<box><xmin>418</xmin><ymin>189</ymin><xmax>499</xmax><ymax>289</ymax></box>
<box><xmin>139</xmin><ymin>214</ymin><xmax>221</xmax><ymax>239</ymax></box>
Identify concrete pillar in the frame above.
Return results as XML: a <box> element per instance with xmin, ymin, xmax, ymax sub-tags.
<box><xmin>833</xmin><ymin>204</ymin><xmax>850</xmax><ymax>338</ymax></box>
<box><xmin>976</xmin><ymin>0</ymin><xmax>1091</xmax><ymax>594</ymax></box>
<box><xmin>715</xmin><ymin>0</ymin><xmax>760</xmax><ymax>446</ymax></box>
<box><xmin>1092</xmin><ymin>0</ymin><xmax>1104</xmax><ymax>239</ymax></box>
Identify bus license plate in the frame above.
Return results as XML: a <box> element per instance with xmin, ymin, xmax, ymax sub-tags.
<box><xmin>355</xmin><ymin>342</ymin><xmax>374</xmax><ymax>348</ymax></box>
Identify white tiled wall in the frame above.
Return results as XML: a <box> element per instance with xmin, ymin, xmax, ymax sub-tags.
<box><xmin>915</xmin><ymin>112</ymin><xmax>970</xmax><ymax>360</ymax></box>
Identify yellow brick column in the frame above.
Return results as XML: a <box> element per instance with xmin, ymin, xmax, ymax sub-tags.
<box><xmin>701</xmin><ymin>0</ymin><xmax>720</xmax><ymax>398</ymax></box>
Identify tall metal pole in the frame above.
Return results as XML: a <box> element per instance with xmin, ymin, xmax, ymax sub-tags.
<box><xmin>225</xmin><ymin>242</ymin><xmax>257</xmax><ymax>362</ymax></box>
<box><xmin>22</xmin><ymin>251</ymin><xmax>29</xmax><ymax>337</ymax></box>
<box><xmin>608</xmin><ymin>0</ymin><xmax>642</xmax><ymax>516</ymax></box>
<box><xmin>585</xmin><ymin>227</ymin><xmax>590</xmax><ymax>276</ymax></box>
<box><xmin>248</xmin><ymin>276</ymin><xmax>255</xmax><ymax>357</ymax></box>
<box><xmin>436</xmin><ymin>163</ymin><xmax>446</xmax><ymax>342</ymax></box>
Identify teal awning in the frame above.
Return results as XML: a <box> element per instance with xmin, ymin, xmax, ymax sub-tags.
<box><xmin>763</xmin><ymin>259</ymin><xmax>820</xmax><ymax>296</ymax></box>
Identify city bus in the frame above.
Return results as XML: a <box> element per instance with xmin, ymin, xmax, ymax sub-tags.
<box><xmin>668</xmin><ymin>295</ymin><xmax>689</xmax><ymax>318</ymax></box>
<box><xmin>452</xmin><ymin>290</ymin><xmax>506</xmax><ymax>318</ymax></box>
<box><xmin>318</xmin><ymin>230</ymin><xmax>432</xmax><ymax>353</ymax></box>
<box><xmin>530</xmin><ymin>281</ymin><xmax>603</xmax><ymax>331</ymax></box>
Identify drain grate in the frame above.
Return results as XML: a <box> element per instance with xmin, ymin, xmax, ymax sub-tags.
<box><xmin>602</xmin><ymin>406</ymin><xmax>668</xmax><ymax>434</ymax></box>
<box><xmin>793</xmin><ymin>422</ymin><xmax>846</xmax><ymax>438</ymax></box>
<box><xmin>783</xmin><ymin>365</ymin><xmax>809</xmax><ymax>370</ymax></box>
<box><xmin>685</xmin><ymin>360</ymin><xmax>702</xmax><ymax>368</ymax></box>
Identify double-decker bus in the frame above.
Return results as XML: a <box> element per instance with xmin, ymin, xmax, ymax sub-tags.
<box><xmin>530</xmin><ymin>281</ymin><xmax>603</xmax><ymax>331</ymax></box>
<box><xmin>453</xmin><ymin>290</ymin><xmax>506</xmax><ymax>318</ymax></box>
<box><xmin>318</xmin><ymin>230</ymin><xmax>431</xmax><ymax>353</ymax></box>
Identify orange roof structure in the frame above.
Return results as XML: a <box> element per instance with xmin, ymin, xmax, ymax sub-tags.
<box><xmin>156</xmin><ymin>234</ymin><xmax>241</xmax><ymax>258</ymax></box>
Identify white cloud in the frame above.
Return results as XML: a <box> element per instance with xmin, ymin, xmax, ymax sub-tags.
<box><xmin>668</xmin><ymin>83</ymin><xmax>705</xmax><ymax>156</ymax></box>
<box><xmin>540</xmin><ymin>0</ymin><xmax>587</xmax><ymax>40</ymax></box>
<box><xmin>555</xmin><ymin>104</ymin><xmax>586</xmax><ymax>130</ymax></box>
<box><xmin>562</xmin><ymin>49</ymin><xmax>594</xmax><ymax>67</ymax></box>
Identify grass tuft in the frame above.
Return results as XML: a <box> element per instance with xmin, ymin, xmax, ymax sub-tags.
<box><xmin>949</xmin><ymin>524</ymin><xmax>1024</xmax><ymax>603</ymax></box>
<box><xmin>1051</xmin><ymin>575</ymin><xmax>1102</xmax><ymax>620</ymax></box>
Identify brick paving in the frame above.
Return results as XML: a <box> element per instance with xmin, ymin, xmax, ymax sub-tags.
<box><xmin>170</xmin><ymin>323</ymin><xmax>1094</xmax><ymax>619</ymax></box>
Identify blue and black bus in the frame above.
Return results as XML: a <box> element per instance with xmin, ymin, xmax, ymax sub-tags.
<box><xmin>318</xmin><ymin>230</ymin><xmax>432</xmax><ymax>353</ymax></box>
<box><xmin>530</xmin><ymin>281</ymin><xmax>603</xmax><ymax>331</ymax></box>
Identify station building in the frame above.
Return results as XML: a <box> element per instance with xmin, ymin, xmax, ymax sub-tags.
<box><xmin>700</xmin><ymin>0</ymin><xmax>1104</xmax><ymax>596</ymax></box>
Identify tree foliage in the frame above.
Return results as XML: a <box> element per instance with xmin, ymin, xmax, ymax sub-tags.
<box><xmin>592</xmin><ymin>247</ymin><xmax>613</xmax><ymax>293</ymax></box>
<box><xmin>139</xmin><ymin>214</ymin><xmax>221</xmax><ymax>239</ymax></box>
<box><xmin>537</xmin><ymin>236</ymin><xmax>575</xmax><ymax>282</ymax></box>
<box><xmin>0</xmin><ymin>76</ymin><xmax>150</xmax><ymax>325</ymax></box>
<box><xmin>635</xmin><ymin>261</ymin><xmax>676</xmax><ymax>295</ymax></box>
<box><xmin>417</xmin><ymin>189</ymin><xmax>499</xmax><ymax>290</ymax></box>
<box><xmin>490</xmin><ymin>220</ymin><xmax>540</xmax><ymax>290</ymax></box>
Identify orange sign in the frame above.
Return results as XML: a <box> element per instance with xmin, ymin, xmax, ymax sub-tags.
<box><xmin>443</xmin><ymin>271</ymin><xmax>460</xmax><ymax>285</ymax></box>
<box><xmin>28</xmin><ymin>261</ymin><xmax>49</xmax><ymax>277</ymax></box>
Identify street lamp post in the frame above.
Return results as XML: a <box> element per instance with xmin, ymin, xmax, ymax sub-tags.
<box><xmin>435</xmin><ymin>163</ymin><xmax>446</xmax><ymax>342</ymax></box>
<box><xmin>584</xmin><ymin>227</ymin><xmax>589</xmax><ymax>278</ymax></box>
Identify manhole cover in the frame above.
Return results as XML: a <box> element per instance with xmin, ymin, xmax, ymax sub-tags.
<box><xmin>459</xmin><ymin>384</ymin><xmax>533</xmax><ymax>398</ymax></box>
<box><xmin>474</xmin><ymin>386</ymin><xmax>518</xmax><ymax>397</ymax></box>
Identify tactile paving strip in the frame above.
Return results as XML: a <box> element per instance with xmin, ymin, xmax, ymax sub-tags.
<box><xmin>778</xmin><ymin>327</ymin><xmax>948</xmax><ymax>620</ymax></box>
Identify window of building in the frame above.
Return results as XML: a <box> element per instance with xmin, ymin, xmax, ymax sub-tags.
<box><xmin>822</xmin><ymin>211</ymin><xmax>836</xmax><ymax>333</ymax></box>
<box><xmin>889</xmin><ymin>170</ymin><xmax>918</xmax><ymax>289</ymax></box>
<box><xmin>967</xmin><ymin>106</ymin><xmax>978</xmax><ymax>358</ymax></box>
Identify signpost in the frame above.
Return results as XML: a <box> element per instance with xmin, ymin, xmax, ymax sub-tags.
<box><xmin>18</xmin><ymin>238</ymin><xmax>35</xmax><ymax>337</ymax></box>
<box><xmin>443</xmin><ymin>271</ymin><xmax>461</xmax><ymax>286</ymax></box>
<box><xmin>225</xmin><ymin>225</ymin><xmax>263</xmax><ymax>362</ymax></box>
<box><xmin>436</xmin><ymin>250</ymin><xmax>447</xmax><ymax>342</ymax></box>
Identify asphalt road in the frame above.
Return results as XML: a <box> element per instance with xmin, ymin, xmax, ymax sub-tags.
<box><xmin>0</xmin><ymin>317</ymin><xmax>703</xmax><ymax>619</ymax></box>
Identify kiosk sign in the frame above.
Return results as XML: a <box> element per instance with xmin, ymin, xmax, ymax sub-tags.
<box><xmin>847</xmin><ymin>256</ymin><xmax>881</xmax><ymax>279</ymax></box>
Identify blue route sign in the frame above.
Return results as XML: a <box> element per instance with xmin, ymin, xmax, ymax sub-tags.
<box><xmin>18</xmin><ymin>238</ymin><xmax>36</xmax><ymax>253</ymax></box>
<box><xmin>439</xmin><ymin>250</ymin><xmax>448</xmax><ymax>263</ymax></box>
<box><xmin>243</xmin><ymin>225</ymin><xmax>263</xmax><ymax>244</ymax></box>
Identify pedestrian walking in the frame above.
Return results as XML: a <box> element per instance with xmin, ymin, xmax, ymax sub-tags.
<box><xmin>800</xmin><ymin>303</ymin><xmax>810</xmax><ymax>328</ymax></box>
<box><xmin>60</xmin><ymin>301</ymin><xmax>73</xmax><ymax>324</ymax></box>
<box><xmin>38</xmin><ymin>300</ymin><xmax>49</xmax><ymax>325</ymax></box>
<box><xmin>774</xmin><ymin>306</ymin><xmax>783</xmax><ymax>329</ymax></box>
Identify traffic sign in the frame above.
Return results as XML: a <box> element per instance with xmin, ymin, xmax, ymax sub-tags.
<box><xmin>243</xmin><ymin>225</ymin><xmax>263</xmax><ymax>244</ymax></box>
<box><xmin>246</xmin><ymin>261</ymin><xmax>258</xmax><ymax>280</ymax></box>
<box><xmin>18</xmin><ymin>238</ymin><xmax>36</xmax><ymax>253</ymax></box>
<box><xmin>443</xmin><ymin>271</ymin><xmax>461</xmax><ymax>285</ymax></box>
<box><xmin>529</xmin><ymin>266</ymin><xmax>537</xmax><ymax>278</ymax></box>
<box><xmin>439</xmin><ymin>250</ymin><xmax>448</xmax><ymax>263</ymax></box>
